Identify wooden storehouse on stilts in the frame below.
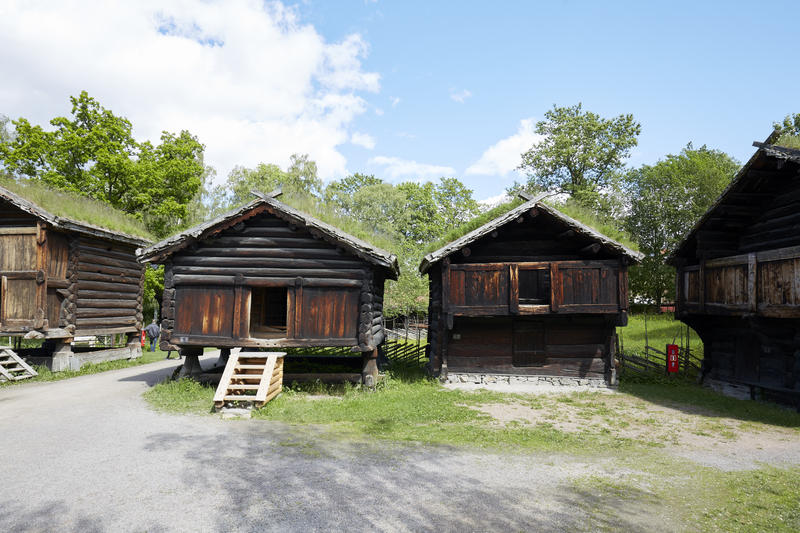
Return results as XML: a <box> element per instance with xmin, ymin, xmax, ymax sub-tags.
<box><xmin>669</xmin><ymin>137</ymin><xmax>800</xmax><ymax>404</ymax></box>
<box><xmin>0</xmin><ymin>184</ymin><xmax>150</xmax><ymax>371</ymax></box>
<box><xmin>137</xmin><ymin>190</ymin><xmax>398</xmax><ymax>386</ymax></box>
<box><xmin>420</xmin><ymin>193</ymin><xmax>642</xmax><ymax>386</ymax></box>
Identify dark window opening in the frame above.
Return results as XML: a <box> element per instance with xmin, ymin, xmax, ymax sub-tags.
<box><xmin>250</xmin><ymin>287</ymin><xmax>288</xmax><ymax>338</ymax></box>
<box><xmin>519</xmin><ymin>269</ymin><xmax>550</xmax><ymax>305</ymax></box>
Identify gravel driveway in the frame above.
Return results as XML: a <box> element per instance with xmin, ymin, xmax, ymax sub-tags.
<box><xmin>1</xmin><ymin>359</ymin><xmax>780</xmax><ymax>532</ymax></box>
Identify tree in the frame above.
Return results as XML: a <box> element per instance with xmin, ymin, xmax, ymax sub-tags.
<box><xmin>0</xmin><ymin>92</ymin><xmax>205</xmax><ymax>238</ymax></box>
<box><xmin>211</xmin><ymin>153</ymin><xmax>323</xmax><ymax>211</ymax></box>
<box><xmin>624</xmin><ymin>144</ymin><xmax>739</xmax><ymax>306</ymax></box>
<box><xmin>519</xmin><ymin>103</ymin><xmax>641</xmax><ymax>200</ymax></box>
<box><xmin>774</xmin><ymin>113</ymin><xmax>800</xmax><ymax>149</ymax></box>
<box><xmin>324</xmin><ymin>173</ymin><xmax>383</xmax><ymax>216</ymax></box>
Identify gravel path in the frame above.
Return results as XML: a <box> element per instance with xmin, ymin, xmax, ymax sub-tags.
<box><xmin>0</xmin><ymin>359</ymin><xmax>659</xmax><ymax>533</ymax></box>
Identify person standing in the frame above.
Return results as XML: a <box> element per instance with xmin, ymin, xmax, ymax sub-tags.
<box><xmin>144</xmin><ymin>319</ymin><xmax>160</xmax><ymax>354</ymax></box>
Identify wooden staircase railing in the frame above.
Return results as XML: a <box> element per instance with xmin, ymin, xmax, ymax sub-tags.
<box><xmin>0</xmin><ymin>347</ymin><xmax>38</xmax><ymax>382</ymax></box>
<box><xmin>213</xmin><ymin>351</ymin><xmax>285</xmax><ymax>409</ymax></box>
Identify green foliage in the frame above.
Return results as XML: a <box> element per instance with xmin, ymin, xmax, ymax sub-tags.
<box><xmin>0</xmin><ymin>92</ymin><xmax>206</xmax><ymax>238</ymax></box>
<box><xmin>519</xmin><ymin>103</ymin><xmax>641</xmax><ymax>198</ymax></box>
<box><xmin>773</xmin><ymin>112</ymin><xmax>800</xmax><ymax>137</ymax></box>
<box><xmin>624</xmin><ymin>144</ymin><xmax>739</xmax><ymax>305</ymax></box>
<box><xmin>0</xmin><ymin>177</ymin><xmax>153</xmax><ymax>239</ymax></box>
<box><xmin>210</xmin><ymin>153</ymin><xmax>322</xmax><ymax>211</ymax></box>
<box><xmin>617</xmin><ymin>312</ymin><xmax>704</xmax><ymax>358</ymax></box>
<box><xmin>143</xmin><ymin>265</ymin><xmax>165</xmax><ymax>321</ymax></box>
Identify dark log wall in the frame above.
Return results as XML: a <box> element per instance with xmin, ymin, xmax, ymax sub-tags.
<box><xmin>1</xmin><ymin>200</ymin><xmax>144</xmax><ymax>337</ymax></box>
<box><xmin>685</xmin><ymin>315</ymin><xmax>800</xmax><ymax>399</ymax></box>
<box><xmin>72</xmin><ymin>236</ymin><xmax>144</xmax><ymax>336</ymax></box>
<box><xmin>674</xmin><ymin>154</ymin><xmax>800</xmax><ymax>399</ymax></box>
<box><xmin>446</xmin><ymin>316</ymin><xmax>612</xmax><ymax>378</ymax></box>
<box><xmin>163</xmin><ymin>208</ymin><xmax>385</xmax><ymax>351</ymax></box>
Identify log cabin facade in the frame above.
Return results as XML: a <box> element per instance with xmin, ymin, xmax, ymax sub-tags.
<box><xmin>421</xmin><ymin>193</ymin><xmax>642</xmax><ymax>384</ymax></box>
<box><xmin>669</xmin><ymin>138</ymin><xmax>800</xmax><ymax>402</ymax></box>
<box><xmin>0</xmin><ymin>185</ymin><xmax>150</xmax><ymax>370</ymax></box>
<box><xmin>138</xmin><ymin>191</ymin><xmax>398</xmax><ymax>382</ymax></box>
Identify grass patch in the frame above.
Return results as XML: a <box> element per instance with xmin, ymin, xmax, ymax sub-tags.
<box><xmin>0</xmin><ymin>347</ymin><xmax>172</xmax><ymax>387</ymax></box>
<box><xmin>573</xmin><ymin>454</ymin><xmax>800</xmax><ymax>533</ymax></box>
<box><xmin>143</xmin><ymin>378</ymin><xmax>215</xmax><ymax>414</ymax></box>
<box><xmin>0</xmin><ymin>177</ymin><xmax>154</xmax><ymax>239</ymax></box>
<box><xmin>619</xmin><ymin>380</ymin><xmax>800</xmax><ymax>430</ymax></box>
<box><xmin>254</xmin><ymin>374</ymin><xmax>637</xmax><ymax>452</ymax></box>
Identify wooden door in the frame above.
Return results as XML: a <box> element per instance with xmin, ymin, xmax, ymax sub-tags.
<box><xmin>447</xmin><ymin>264</ymin><xmax>510</xmax><ymax>315</ymax></box>
<box><xmin>0</xmin><ymin>224</ymin><xmax>47</xmax><ymax>328</ymax></box>
<box><xmin>512</xmin><ymin>320</ymin><xmax>545</xmax><ymax>366</ymax></box>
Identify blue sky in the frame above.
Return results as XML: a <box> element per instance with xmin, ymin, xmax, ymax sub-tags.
<box><xmin>1</xmin><ymin>1</ymin><xmax>798</xmax><ymax>201</ymax></box>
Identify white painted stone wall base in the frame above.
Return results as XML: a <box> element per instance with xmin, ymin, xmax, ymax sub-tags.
<box><xmin>444</xmin><ymin>372</ymin><xmax>611</xmax><ymax>388</ymax></box>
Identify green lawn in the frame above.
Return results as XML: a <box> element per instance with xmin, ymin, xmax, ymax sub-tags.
<box><xmin>617</xmin><ymin>313</ymin><xmax>703</xmax><ymax>356</ymax></box>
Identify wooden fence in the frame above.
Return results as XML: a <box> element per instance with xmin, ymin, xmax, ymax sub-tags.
<box><xmin>618</xmin><ymin>344</ymin><xmax>702</xmax><ymax>377</ymax></box>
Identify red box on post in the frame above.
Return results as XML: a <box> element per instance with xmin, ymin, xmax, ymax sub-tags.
<box><xmin>666</xmin><ymin>344</ymin><xmax>679</xmax><ymax>373</ymax></box>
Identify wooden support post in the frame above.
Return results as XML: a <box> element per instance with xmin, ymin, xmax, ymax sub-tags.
<box><xmin>699</xmin><ymin>260</ymin><xmax>705</xmax><ymax>312</ymax></box>
<box><xmin>362</xmin><ymin>347</ymin><xmax>378</xmax><ymax>388</ymax></box>
<box><xmin>550</xmin><ymin>262</ymin><xmax>560</xmax><ymax>312</ymax></box>
<box><xmin>177</xmin><ymin>346</ymin><xmax>204</xmax><ymax>379</ymax></box>
<box><xmin>509</xmin><ymin>264</ymin><xmax>519</xmax><ymax>314</ymax></box>
<box><xmin>748</xmin><ymin>253</ymin><xmax>757</xmax><ymax>313</ymax></box>
<box><xmin>51</xmin><ymin>339</ymin><xmax>75</xmax><ymax>372</ymax></box>
<box><xmin>126</xmin><ymin>332</ymin><xmax>142</xmax><ymax>360</ymax></box>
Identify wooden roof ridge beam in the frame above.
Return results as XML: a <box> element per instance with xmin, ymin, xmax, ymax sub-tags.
<box><xmin>250</xmin><ymin>187</ymin><xmax>283</xmax><ymax>200</ymax></box>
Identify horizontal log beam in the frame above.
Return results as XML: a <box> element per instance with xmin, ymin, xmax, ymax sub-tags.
<box><xmin>172</xmin><ymin>275</ymin><xmax>362</xmax><ymax>288</ymax></box>
<box><xmin>76</xmin><ymin>308</ymin><xmax>138</xmax><ymax>318</ymax></box>
<box><xmin>77</xmin><ymin>281</ymin><xmax>140</xmax><ymax>293</ymax></box>
<box><xmin>185</xmin><ymin>246</ymin><xmax>345</xmax><ymax>259</ymax></box>
<box><xmin>171</xmin><ymin>266</ymin><xmax>365</xmax><ymax>279</ymax></box>
<box><xmin>172</xmin><ymin>256</ymin><xmax>365</xmax><ymax>269</ymax></box>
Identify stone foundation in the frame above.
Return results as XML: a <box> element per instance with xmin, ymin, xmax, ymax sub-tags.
<box><xmin>703</xmin><ymin>378</ymin><xmax>756</xmax><ymax>401</ymax></box>
<box><xmin>444</xmin><ymin>372</ymin><xmax>611</xmax><ymax>388</ymax></box>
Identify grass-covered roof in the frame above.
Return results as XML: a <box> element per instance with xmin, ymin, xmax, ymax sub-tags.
<box><xmin>0</xmin><ymin>178</ymin><xmax>153</xmax><ymax>242</ymax></box>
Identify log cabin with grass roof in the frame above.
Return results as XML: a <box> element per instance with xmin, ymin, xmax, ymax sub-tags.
<box><xmin>420</xmin><ymin>192</ymin><xmax>642</xmax><ymax>386</ymax></box>
<box><xmin>669</xmin><ymin>134</ymin><xmax>800</xmax><ymax>405</ymax></box>
<box><xmin>0</xmin><ymin>182</ymin><xmax>151</xmax><ymax>371</ymax></box>
<box><xmin>137</xmin><ymin>189</ymin><xmax>399</xmax><ymax>386</ymax></box>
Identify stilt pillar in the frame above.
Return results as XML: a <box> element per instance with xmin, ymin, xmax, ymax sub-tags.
<box><xmin>362</xmin><ymin>347</ymin><xmax>379</xmax><ymax>388</ymax></box>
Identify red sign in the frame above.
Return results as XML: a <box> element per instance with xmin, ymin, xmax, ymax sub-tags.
<box><xmin>666</xmin><ymin>344</ymin><xmax>679</xmax><ymax>373</ymax></box>
<box><xmin>140</xmin><ymin>330</ymin><xmax>146</xmax><ymax>347</ymax></box>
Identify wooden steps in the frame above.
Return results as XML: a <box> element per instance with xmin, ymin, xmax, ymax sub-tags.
<box><xmin>213</xmin><ymin>351</ymin><xmax>285</xmax><ymax>409</ymax></box>
<box><xmin>0</xmin><ymin>347</ymin><xmax>38</xmax><ymax>382</ymax></box>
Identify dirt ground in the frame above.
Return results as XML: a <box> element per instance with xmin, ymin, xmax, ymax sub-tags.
<box><xmin>474</xmin><ymin>392</ymin><xmax>800</xmax><ymax>471</ymax></box>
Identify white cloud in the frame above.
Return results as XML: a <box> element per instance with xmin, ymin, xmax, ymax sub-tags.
<box><xmin>478</xmin><ymin>193</ymin><xmax>510</xmax><ymax>208</ymax></box>
<box><xmin>369</xmin><ymin>156</ymin><xmax>455</xmax><ymax>180</ymax></box>
<box><xmin>390</xmin><ymin>96</ymin><xmax>401</xmax><ymax>107</ymax></box>
<box><xmin>0</xmin><ymin>0</ymin><xmax>380</xmax><ymax>181</ymax></box>
<box><xmin>351</xmin><ymin>132</ymin><xmax>375</xmax><ymax>149</ymax></box>
<box><xmin>466</xmin><ymin>118</ymin><xmax>542</xmax><ymax>176</ymax></box>
<box><xmin>449</xmin><ymin>88</ymin><xmax>472</xmax><ymax>103</ymax></box>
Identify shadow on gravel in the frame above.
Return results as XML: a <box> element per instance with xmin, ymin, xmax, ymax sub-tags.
<box><xmin>119</xmin><ymin>365</ymin><xmax>181</xmax><ymax>386</ymax></box>
<box><xmin>0</xmin><ymin>499</ymin><xmax>106</xmax><ymax>533</ymax></box>
<box><xmin>142</xmin><ymin>425</ymin><xmax>636</xmax><ymax>532</ymax></box>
